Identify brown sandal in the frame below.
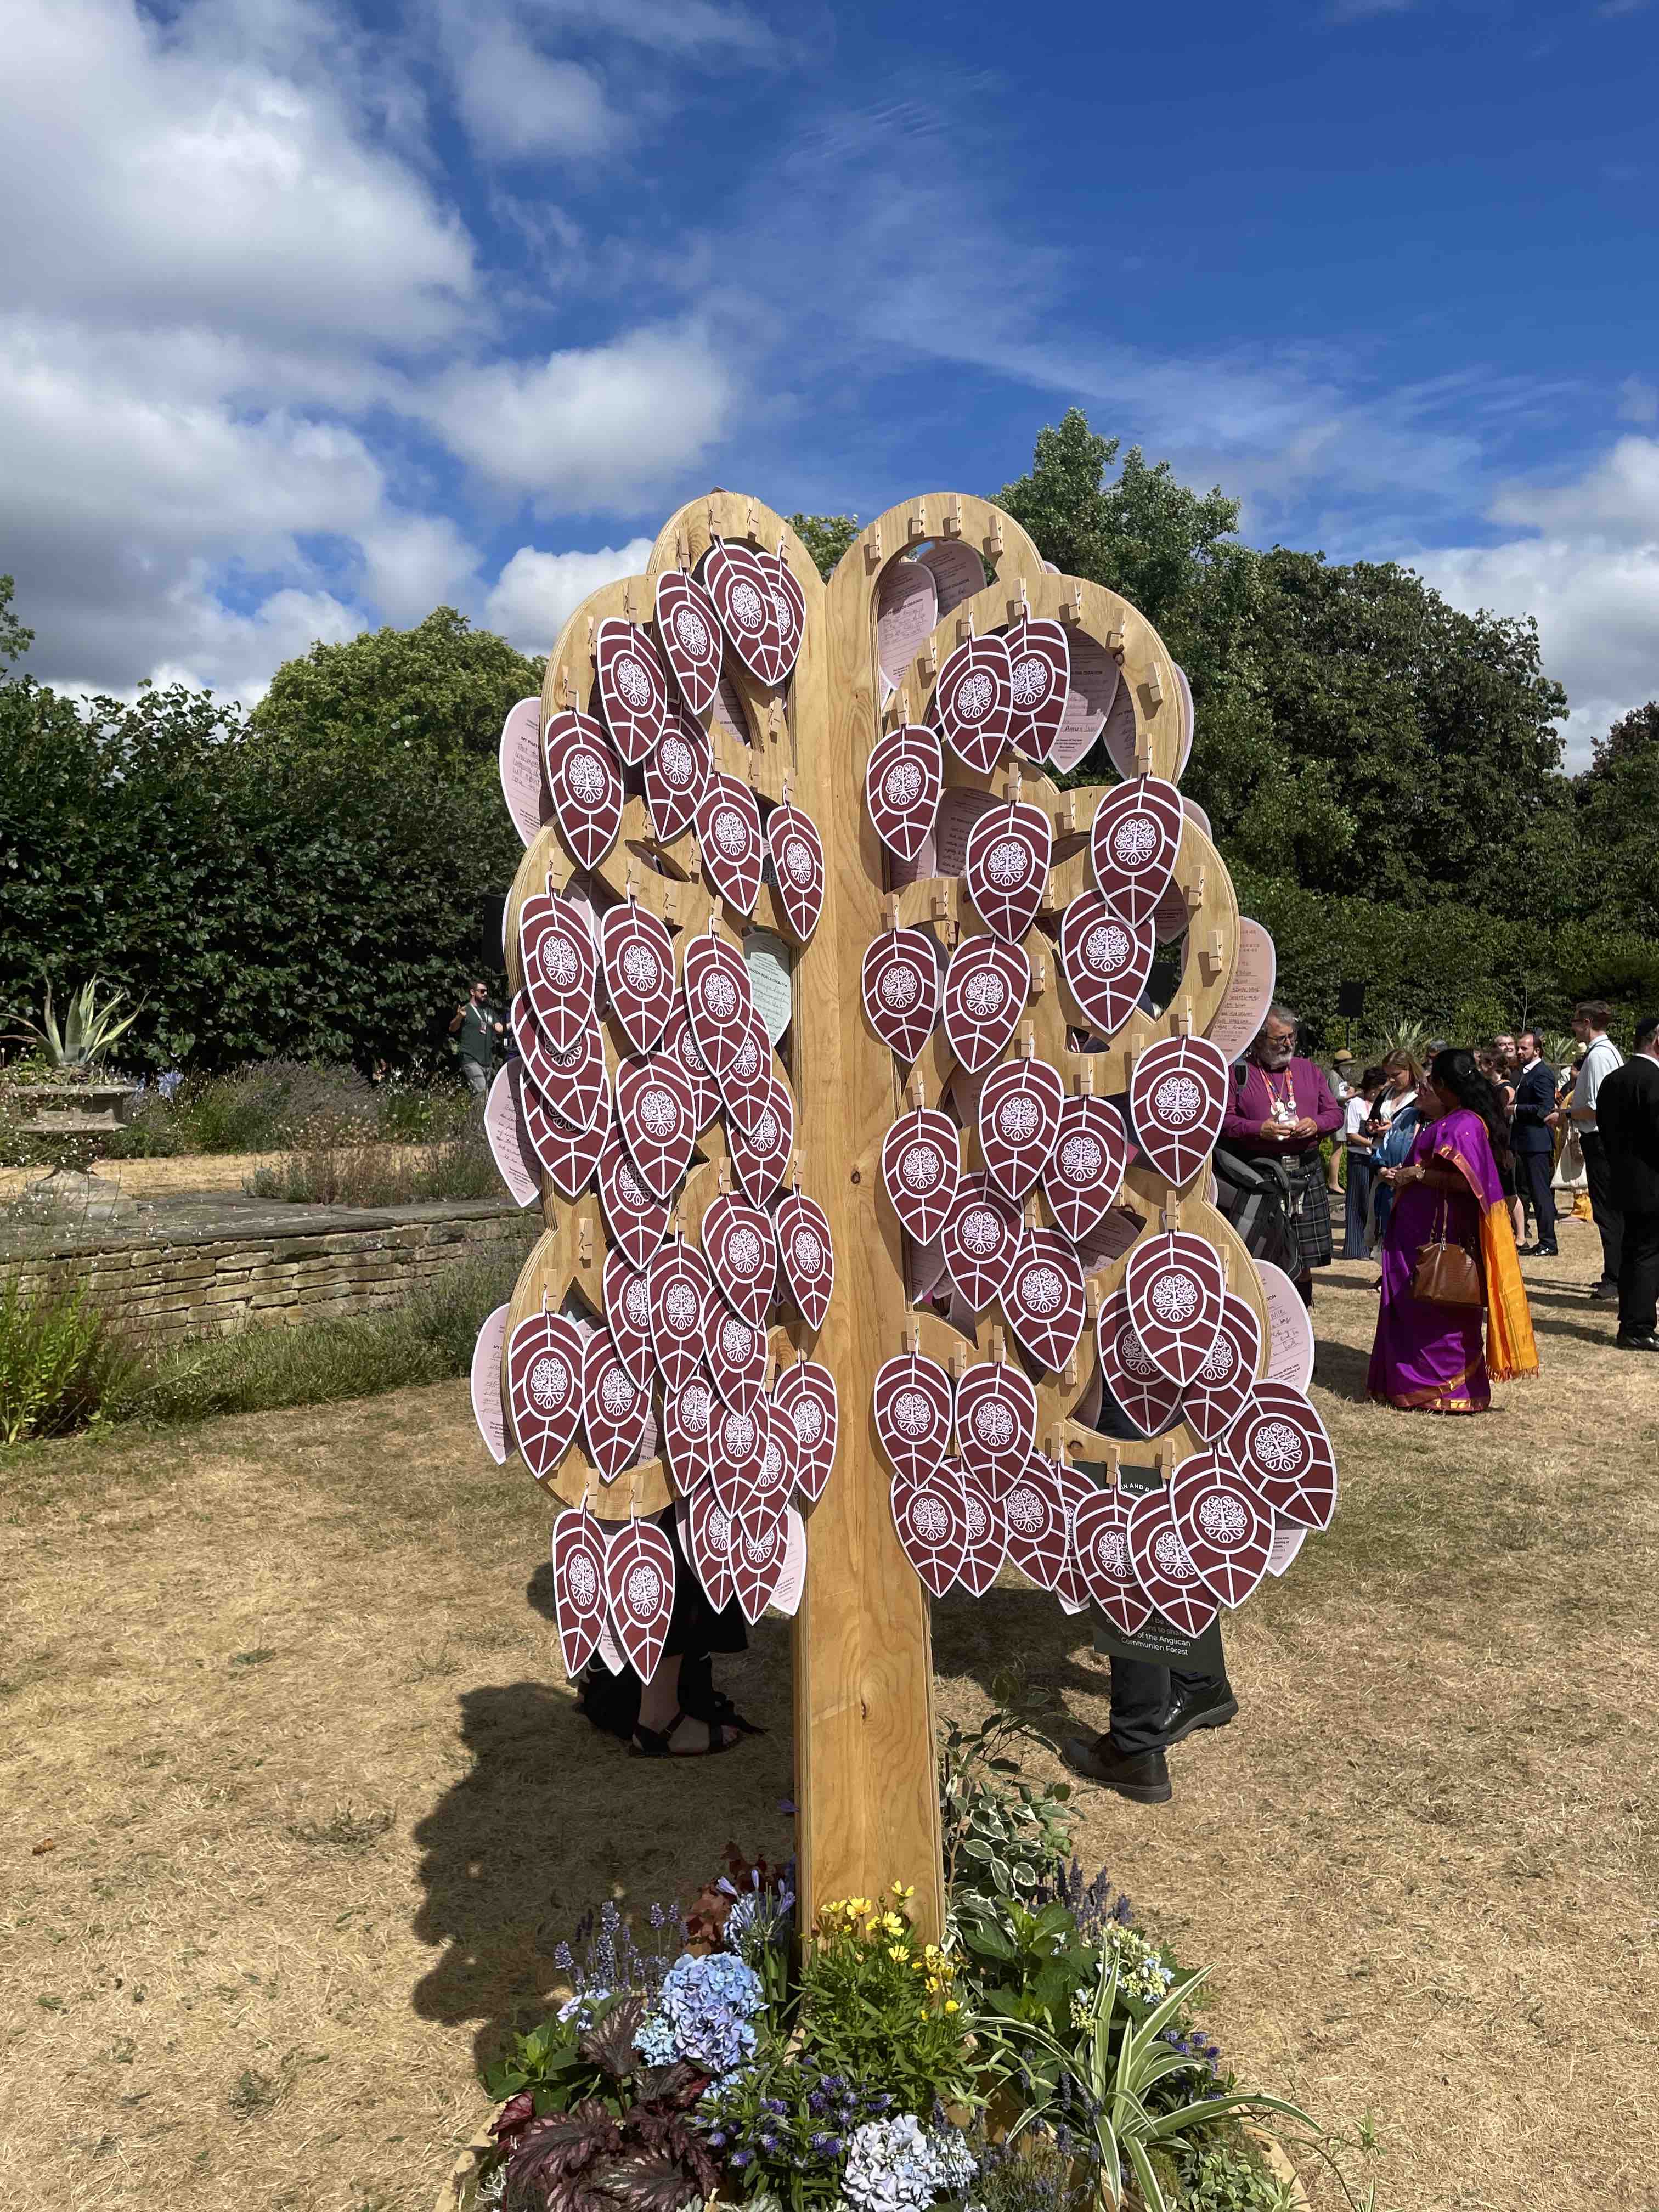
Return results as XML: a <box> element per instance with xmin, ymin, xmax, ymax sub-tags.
<box><xmin>631</xmin><ymin>1710</ymin><xmax>744</xmax><ymax>1758</ymax></box>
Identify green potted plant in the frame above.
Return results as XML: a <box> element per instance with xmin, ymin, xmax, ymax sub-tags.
<box><xmin>3</xmin><ymin>978</ymin><xmax>143</xmax><ymax>1177</ymax></box>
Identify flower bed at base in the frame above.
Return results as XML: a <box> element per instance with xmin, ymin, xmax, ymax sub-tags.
<box><xmin>438</xmin><ymin>1852</ymin><xmax>1319</xmax><ymax>2212</ymax></box>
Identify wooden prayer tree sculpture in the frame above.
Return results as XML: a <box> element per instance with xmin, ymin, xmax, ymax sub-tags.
<box><xmin>473</xmin><ymin>489</ymin><xmax>1337</xmax><ymax>1945</ymax></box>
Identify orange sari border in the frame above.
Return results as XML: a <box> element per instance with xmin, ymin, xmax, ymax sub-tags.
<box><xmin>1431</xmin><ymin>1135</ymin><xmax>1541</xmax><ymax>1383</ymax></box>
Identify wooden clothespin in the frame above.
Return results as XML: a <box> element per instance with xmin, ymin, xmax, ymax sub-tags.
<box><xmin>674</xmin><ymin>527</ymin><xmax>689</xmax><ymax>571</ymax></box>
<box><xmin>1160</xmin><ymin>1202</ymin><xmax>1181</xmax><ymax>1235</ymax></box>
<box><xmin>944</xmin><ymin>495</ymin><xmax>963</xmax><ymax>540</ymax></box>
<box><xmin>717</xmin><ymin>1157</ymin><xmax>731</xmax><ymax>1194</ymax></box>
<box><xmin>864</xmin><ymin>521</ymin><xmax>884</xmax><ymax>571</ymax></box>
<box><xmin>1060</xmin><ymin>580</ymin><xmax>1084</xmax><ymax>624</ymax></box>
<box><xmin>577</xmin><ymin>1217</ymin><xmax>595</xmax><ymax>1269</ymax></box>
<box><xmin>1153</xmin><ymin>1443</ymin><xmax>1172</xmax><ymax>1486</ymax></box>
<box><xmin>956</xmin><ymin>606</ymin><xmax>975</xmax><ymax>646</ymax></box>
<box><xmin>1185</xmin><ymin>864</ymin><xmax>1208</xmax><ymax>915</ymax></box>
<box><xmin>1008</xmin><ymin>578</ymin><xmax>1029</xmax><ymax>624</ymax></box>
<box><xmin>1133</xmin><ymin>727</ymin><xmax>1152</xmax><ymax>775</ymax></box>
<box><xmin>625</xmin><ymin>858</ymin><xmax>640</xmax><ymax>900</ymax></box>
<box><xmin>743</xmin><ymin>497</ymin><xmax>757</xmax><ymax>536</ymax></box>
<box><xmin>663</xmin><ymin>881</ymin><xmax>682</xmax><ymax>927</ymax></box>
<box><xmin>902</xmin><ymin>1319</ymin><xmax>921</xmax><ymax>1355</ymax></box>
<box><xmin>1018</xmin><ymin>1022</ymin><xmax>1036</xmax><ymax>1060</ymax></box>
<box><xmin>622</xmin><ymin>580</ymin><xmax>636</xmax><ymax>623</ymax></box>
<box><xmin>1061</xmin><ymin>1350</ymin><xmax>1078</xmax><ymax>1389</ymax></box>
<box><xmin>1173</xmin><ymin>995</ymin><xmax>1193</xmax><ymax>1036</ymax></box>
<box><xmin>554</xmin><ymin>661</ymin><xmax>575</xmax><ymax>708</ymax></box>
<box><xmin>1103</xmin><ymin>1441</ymin><xmax>1122</xmax><ymax>1486</ymax></box>
<box><xmin>930</xmin><ymin>886</ymin><xmax>956</xmax><ymax>945</ymax></box>
<box><xmin>990</xmin><ymin>1327</ymin><xmax>1006</xmax><ymax>1365</ymax></box>
<box><xmin>1056</xmin><ymin>791</ymin><xmax>1079</xmax><ymax>839</ymax></box>
<box><xmin>763</xmin><ymin>1352</ymin><xmax>777</xmax><ymax>1395</ymax></box>
<box><xmin>1085</xmin><ymin>1274</ymin><xmax>1104</xmax><ymax>1319</ymax></box>
<box><xmin>883</xmin><ymin>893</ymin><xmax>900</xmax><ymax>932</ymax></box>
<box><xmin>706</xmin><ymin>498</ymin><xmax>721</xmax><ymax>540</ymax></box>
<box><xmin>909</xmin><ymin>1069</ymin><xmax>928</xmax><ymax>1111</ymax></box>
<box><xmin>1030</xmin><ymin>950</ymin><xmax>1048</xmax><ymax>996</ymax></box>
<box><xmin>947</xmin><ymin>1343</ymin><xmax>967</xmax><ymax>1382</ymax></box>
<box><xmin>586</xmin><ymin>614</ymin><xmax>597</xmax><ymax>656</ymax></box>
<box><xmin>1076</xmin><ymin>1059</ymin><xmax>1096</xmax><ymax>1099</ymax></box>
<box><xmin>985</xmin><ymin>511</ymin><xmax>1005</xmax><ymax>556</ymax></box>
<box><xmin>1145</xmin><ymin>666</ymin><xmax>1165</xmax><ymax>710</ymax></box>
<box><xmin>630</xmin><ymin>1465</ymin><xmax>645</xmax><ymax>1517</ymax></box>
<box><xmin>907</xmin><ymin>504</ymin><xmax>927</xmax><ymax>543</ymax></box>
<box><xmin>767</xmin><ymin>697</ymin><xmax>783</xmax><ymax>742</ymax></box>
<box><xmin>1104</xmin><ymin>625</ymin><xmax>1125</xmax><ymax>661</ymax></box>
<box><xmin>1200</xmin><ymin>931</ymin><xmax>1226</xmax><ymax>983</ymax></box>
<box><xmin>1046</xmin><ymin>1425</ymin><xmax>1068</xmax><ymax>1464</ymax></box>
<box><xmin>919</xmin><ymin>639</ymin><xmax>938</xmax><ymax>680</ymax></box>
<box><xmin>1003</xmin><ymin>760</ymin><xmax>1023</xmax><ymax>805</ymax></box>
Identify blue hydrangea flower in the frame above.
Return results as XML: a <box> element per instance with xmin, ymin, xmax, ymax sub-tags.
<box><xmin>841</xmin><ymin>2114</ymin><xmax>977</xmax><ymax>2212</ymax></box>
<box><xmin>634</xmin><ymin>1950</ymin><xmax>765</xmax><ymax>2078</ymax></box>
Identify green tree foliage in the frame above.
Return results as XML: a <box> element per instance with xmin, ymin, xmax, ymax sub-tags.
<box><xmin>247</xmin><ymin>606</ymin><xmax>544</xmax><ymax>765</ymax></box>
<box><xmin>788</xmin><ymin>511</ymin><xmax>861</xmax><ymax>582</ymax></box>
<box><xmin>1573</xmin><ymin>701</ymin><xmax>1659</xmax><ymax>938</ymax></box>
<box><xmin>0</xmin><ymin>656</ymin><xmax>521</xmax><ymax>1075</ymax></box>
<box><xmin>0</xmin><ymin>574</ymin><xmax>33</xmax><ymax>674</ymax></box>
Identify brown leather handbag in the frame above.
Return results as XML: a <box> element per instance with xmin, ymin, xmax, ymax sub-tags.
<box><xmin>1413</xmin><ymin>1201</ymin><xmax>1483</xmax><ymax>1306</ymax></box>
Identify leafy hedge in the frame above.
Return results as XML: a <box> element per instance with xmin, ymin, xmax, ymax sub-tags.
<box><xmin>1234</xmin><ymin>867</ymin><xmax>1659</xmax><ymax>1045</ymax></box>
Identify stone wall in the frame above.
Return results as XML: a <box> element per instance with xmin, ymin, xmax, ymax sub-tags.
<box><xmin>8</xmin><ymin>1198</ymin><xmax>538</xmax><ymax>1343</ymax></box>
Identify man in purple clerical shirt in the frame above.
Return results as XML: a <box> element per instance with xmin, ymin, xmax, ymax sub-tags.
<box><xmin>1219</xmin><ymin>1005</ymin><xmax>1345</xmax><ymax>1305</ymax></box>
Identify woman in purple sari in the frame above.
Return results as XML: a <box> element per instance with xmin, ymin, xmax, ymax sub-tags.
<box><xmin>1368</xmin><ymin>1049</ymin><xmax>1539</xmax><ymax>1413</ymax></box>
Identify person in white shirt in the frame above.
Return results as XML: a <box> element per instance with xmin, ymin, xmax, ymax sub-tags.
<box><xmin>1570</xmin><ymin>999</ymin><xmax>1626</xmax><ymax>1300</ymax></box>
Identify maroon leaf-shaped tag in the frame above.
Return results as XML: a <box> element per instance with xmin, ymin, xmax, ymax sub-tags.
<box><xmin>696</xmin><ymin>770</ymin><xmax>764</xmax><ymax>916</ymax></box>
<box><xmin>601</xmin><ymin>901</ymin><xmax>676</xmax><ymax>1056</ymax></box>
<box><xmin>596</xmin><ymin>1118</ymin><xmax>670</xmax><ymax>1272</ymax></box>
<box><xmin>614</xmin><ymin>1053</ymin><xmax>697</xmax><ymax>1203</ymax></box>
<box><xmin>729</xmin><ymin>1076</ymin><xmax>793</xmax><ymax>1207</ymax></box>
<box><xmin>881</xmin><ymin>1107</ymin><xmax>961</xmax><ymax>1245</ymax></box>
<box><xmin>862</xmin><ymin>928</ymin><xmax>941</xmax><ymax>1064</ymax></box>
<box><xmin>1004</xmin><ymin>617</ymin><xmax>1069</xmax><ymax>764</ymax></box>
<box><xmin>702</xmin><ymin>1291</ymin><xmax>767</xmax><ymax>1414</ymax></box>
<box><xmin>774</xmin><ymin>1357</ymin><xmax>837</xmax><ymax>1506</ymax></box>
<box><xmin>660</xmin><ymin>1002</ymin><xmax>722</xmax><ymax>1134</ymax></box>
<box><xmin>604</xmin><ymin>1517</ymin><xmax>676</xmax><ymax>1681</ymax></box>
<box><xmin>1126</xmin><ymin>1483</ymin><xmax>1220</xmax><ymax>1638</ymax></box>
<box><xmin>681</xmin><ymin>1480</ymin><xmax>737</xmax><ymax>1612</ymax></box>
<box><xmin>1090</xmin><ymin>776</ymin><xmax>1184</xmax><ymax>928</ymax></box>
<box><xmin>1071</xmin><ymin>1482</ymin><xmax>1154</xmax><ymax>1638</ymax></box>
<box><xmin>544</xmin><ymin>710</ymin><xmax>623</xmax><ymax>871</ymax></box>
<box><xmin>1220</xmin><ymin>1383</ymin><xmax>1337</xmax><ymax>1531</ymax></box>
<box><xmin>1001</xmin><ymin>1453</ymin><xmax>1071</xmax><ymax>1592</ymax></box>
<box><xmin>766</xmin><ymin>800</ymin><xmax>825</xmax><ymax>942</ymax></box>
<box><xmin>715</xmin><ymin>1013</ymin><xmax>775</xmax><ymax>1137</ymax></box>
<box><xmin>1170</xmin><ymin>1451</ymin><xmax>1272</xmax><ymax>1609</ymax></box>
<box><xmin>655</xmin><ymin>568</ymin><xmax>723</xmax><ymax>718</ymax></box>
<box><xmin>934</xmin><ymin>631</ymin><xmax>1014</xmax><ymax>775</ymax></box>
<box><xmin>1129</xmin><ymin>1035</ymin><xmax>1229</xmax><ymax>1188</ymax></box>
<box><xmin>865</xmin><ymin>723</ymin><xmax>943</xmax><ymax>864</ymax></box>
<box><xmin>954</xmin><ymin>1359</ymin><xmax>1037</xmax><ymax>1499</ymax></box>
<box><xmin>703</xmin><ymin>1192</ymin><xmax>778</xmax><ymax>1328</ymax></box>
<box><xmin>520</xmin><ymin>892</ymin><xmax>598</xmax><ymax>1056</ymax></box>
<box><xmin>1002</xmin><ymin>1227</ymin><xmax>1086</xmax><ymax>1375</ymax></box>
<box><xmin>515</xmin><ymin>1002</ymin><xmax>607</xmax><ymax>1135</ymax></box>
<box><xmin>1097</xmin><ymin>1285</ymin><xmax>1185</xmax><ymax>1437</ymax></box>
<box><xmin>645</xmin><ymin>705</ymin><xmax>712</xmax><ymax>844</ymax></box>
<box><xmin>1045</xmin><ymin>1096</ymin><xmax>1130</xmax><ymax>1245</ymax></box>
<box><xmin>891</xmin><ymin>1463</ymin><xmax>966</xmax><ymax>1598</ymax></box>
<box><xmin>506</xmin><ymin>1310</ymin><xmax>586</xmax><ymax>1481</ymax></box>
<box><xmin>774</xmin><ymin>1188</ymin><xmax>834</xmax><ymax>1330</ymax></box>
<box><xmin>550</xmin><ymin>1503</ymin><xmax>611</xmax><ymax>1678</ymax></box>
<box><xmin>684</xmin><ymin>932</ymin><xmax>759</xmax><ymax>1084</ymax></box>
<box><xmin>582</xmin><ymin>1328</ymin><xmax>650</xmax><ymax>1482</ymax></box>
<box><xmin>594</xmin><ymin>617</ymin><xmax>672</xmax><ymax>768</ymax></box>
<box><xmin>649</xmin><ymin>1238</ymin><xmax>712</xmax><ymax>1394</ymax></box>
<box><xmin>956</xmin><ymin>1463</ymin><xmax>1009</xmax><ymax>1597</ymax></box>
<box><xmin>1124</xmin><ymin>1231</ymin><xmax>1226</xmax><ymax>1390</ymax></box>
<box><xmin>1059</xmin><ymin>891</ymin><xmax>1155</xmax><ymax>1041</ymax></box>
<box><xmin>940</xmin><ymin>1171</ymin><xmax>1023</xmax><ymax>1312</ymax></box>
<box><xmin>749</xmin><ymin>1396</ymin><xmax>796</xmax><ymax>1520</ymax></box>
<box><xmin>704</xmin><ymin>538</ymin><xmax>793</xmax><ymax>688</ymax></box>
<box><xmin>964</xmin><ymin>800</ymin><xmax>1052</xmax><ymax>945</ymax></box>
<box><xmin>1180</xmin><ymin>1290</ymin><xmax>1263</xmax><ymax>1446</ymax></box>
<box><xmin>732</xmin><ymin>1496</ymin><xmax>789</xmax><ymax>1624</ymax></box>
<box><xmin>662</xmin><ymin>1372</ymin><xmax>715</xmax><ymax>1492</ymax></box>
<box><xmin>873</xmin><ymin>1351</ymin><xmax>952</xmax><ymax>1482</ymax></box>
<box><xmin>941</xmin><ymin>936</ymin><xmax>1029</xmax><ymax>1074</ymax></box>
<box><xmin>603</xmin><ymin>1247</ymin><xmax>656</xmax><ymax>1388</ymax></box>
<box><xmin>521</xmin><ymin>1073</ymin><xmax>607</xmax><ymax>1199</ymax></box>
<box><xmin>707</xmin><ymin>1395</ymin><xmax>770</xmax><ymax>1517</ymax></box>
<box><xmin>977</xmin><ymin>1056</ymin><xmax>1064</xmax><ymax>1202</ymax></box>
<box><xmin>754</xmin><ymin>546</ymin><xmax>805</xmax><ymax>681</ymax></box>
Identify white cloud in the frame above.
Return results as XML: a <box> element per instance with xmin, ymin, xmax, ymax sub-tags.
<box><xmin>1618</xmin><ymin>376</ymin><xmax>1659</xmax><ymax>424</ymax></box>
<box><xmin>484</xmin><ymin>540</ymin><xmax>655</xmax><ymax>653</ymax></box>
<box><xmin>436</xmin><ymin>8</ymin><xmax>616</xmax><ymax>160</ymax></box>
<box><xmin>426</xmin><ymin>326</ymin><xmax>738</xmax><ymax>507</ymax></box>
<box><xmin>1415</xmin><ymin>437</ymin><xmax>1659</xmax><ymax>763</ymax></box>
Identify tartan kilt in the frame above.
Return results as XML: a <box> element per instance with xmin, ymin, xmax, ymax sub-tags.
<box><xmin>1284</xmin><ymin>1156</ymin><xmax>1333</xmax><ymax>1274</ymax></box>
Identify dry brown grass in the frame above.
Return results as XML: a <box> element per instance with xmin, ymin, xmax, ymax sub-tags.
<box><xmin>2</xmin><ymin>1210</ymin><xmax>1655</xmax><ymax>2209</ymax></box>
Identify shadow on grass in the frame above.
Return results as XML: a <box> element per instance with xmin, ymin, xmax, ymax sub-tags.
<box><xmin>409</xmin><ymin>1612</ymin><xmax>795</xmax><ymax>2072</ymax></box>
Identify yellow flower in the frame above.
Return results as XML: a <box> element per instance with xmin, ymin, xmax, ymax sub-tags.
<box><xmin>944</xmin><ymin>2000</ymin><xmax>960</xmax><ymax>2013</ymax></box>
<box><xmin>891</xmin><ymin>1881</ymin><xmax>915</xmax><ymax>1899</ymax></box>
<box><xmin>882</xmin><ymin>1912</ymin><xmax>905</xmax><ymax>1935</ymax></box>
<box><xmin>888</xmin><ymin>1944</ymin><xmax>908</xmax><ymax>1963</ymax></box>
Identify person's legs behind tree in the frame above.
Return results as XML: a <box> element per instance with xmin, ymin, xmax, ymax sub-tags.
<box><xmin>1063</xmin><ymin>1644</ymin><xmax>1236</xmax><ymax>1804</ymax></box>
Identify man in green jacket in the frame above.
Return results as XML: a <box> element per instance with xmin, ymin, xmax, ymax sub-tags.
<box><xmin>449</xmin><ymin>979</ymin><xmax>504</xmax><ymax>1097</ymax></box>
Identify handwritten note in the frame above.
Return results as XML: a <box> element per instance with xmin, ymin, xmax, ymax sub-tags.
<box><xmin>745</xmin><ymin>927</ymin><xmax>795</xmax><ymax>1046</ymax></box>
<box><xmin>917</xmin><ymin>540</ymin><xmax>988</xmax><ymax>618</ymax></box>
<box><xmin>877</xmin><ymin>560</ymin><xmax>939</xmax><ymax>697</ymax></box>
<box><xmin>499</xmin><ymin>697</ymin><xmax>551</xmax><ymax>848</ymax></box>
<box><xmin>1256</xmin><ymin>1259</ymin><xmax>1314</xmax><ymax>1391</ymax></box>
<box><xmin>1206</xmin><ymin>918</ymin><xmax>1277</xmax><ymax>1063</ymax></box>
<box><xmin>1050</xmin><ymin>633</ymin><xmax>1119</xmax><ymax>774</ymax></box>
<box><xmin>485</xmin><ymin>1063</ymin><xmax>541</xmax><ymax>1207</ymax></box>
<box><xmin>470</xmin><ymin>1303</ymin><xmax>511</xmax><ymax>1463</ymax></box>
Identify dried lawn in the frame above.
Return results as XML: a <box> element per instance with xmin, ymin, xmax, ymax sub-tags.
<box><xmin>2</xmin><ymin>1212</ymin><xmax>1654</xmax><ymax>2209</ymax></box>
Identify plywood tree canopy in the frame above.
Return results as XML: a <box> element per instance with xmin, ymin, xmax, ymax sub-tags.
<box><xmin>474</xmin><ymin>488</ymin><xmax>1336</xmax><ymax>1944</ymax></box>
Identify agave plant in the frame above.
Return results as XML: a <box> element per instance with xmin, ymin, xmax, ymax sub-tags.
<box><xmin>972</xmin><ymin>1951</ymin><xmax>1314</xmax><ymax>2212</ymax></box>
<box><xmin>1378</xmin><ymin>1016</ymin><xmax>1434</xmax><ymax>1065</ymax></box>
<box><xmin>6</xmin><ymin>978</ymin><xmax>140</xmax><ymax>1073</ymax></box>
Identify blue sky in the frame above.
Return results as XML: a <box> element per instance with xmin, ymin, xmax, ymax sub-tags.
<box><xmin>4</xmin><ymin>0</ymin><xmax>1657</xmax><ymax>759</ymax></box>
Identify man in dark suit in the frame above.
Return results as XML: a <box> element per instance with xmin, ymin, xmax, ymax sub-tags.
<box><xmin>1595</xmin><ymin>1013</ymin><xmax>1659</xmax><ymax>1351</ymax></box>
<box><xmin>1512</xmin><ymin>1031</ymin><xmax>1560</xmax><ymax>1257</ymax></box>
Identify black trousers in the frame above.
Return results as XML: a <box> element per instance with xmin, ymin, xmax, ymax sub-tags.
<box><xmin>1618</xmin><ymin>1207</ymin><xmax>1659</xmax><ymax>1339</ymax></box>
<box><xmin>1513</xmin><ymin>1147</ymin><xmax>1558</xmax><ymax>1248</ymax></box>
<box><xmin>1582</xmin><ymin>1132</ymin><xmax>1624</xmax><ymax>1286</ymax></box>
<box><xmin>1108</xmin><ymin>1649</ymin><xmax>1229</xmax><ymax>1757</ymax></box>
